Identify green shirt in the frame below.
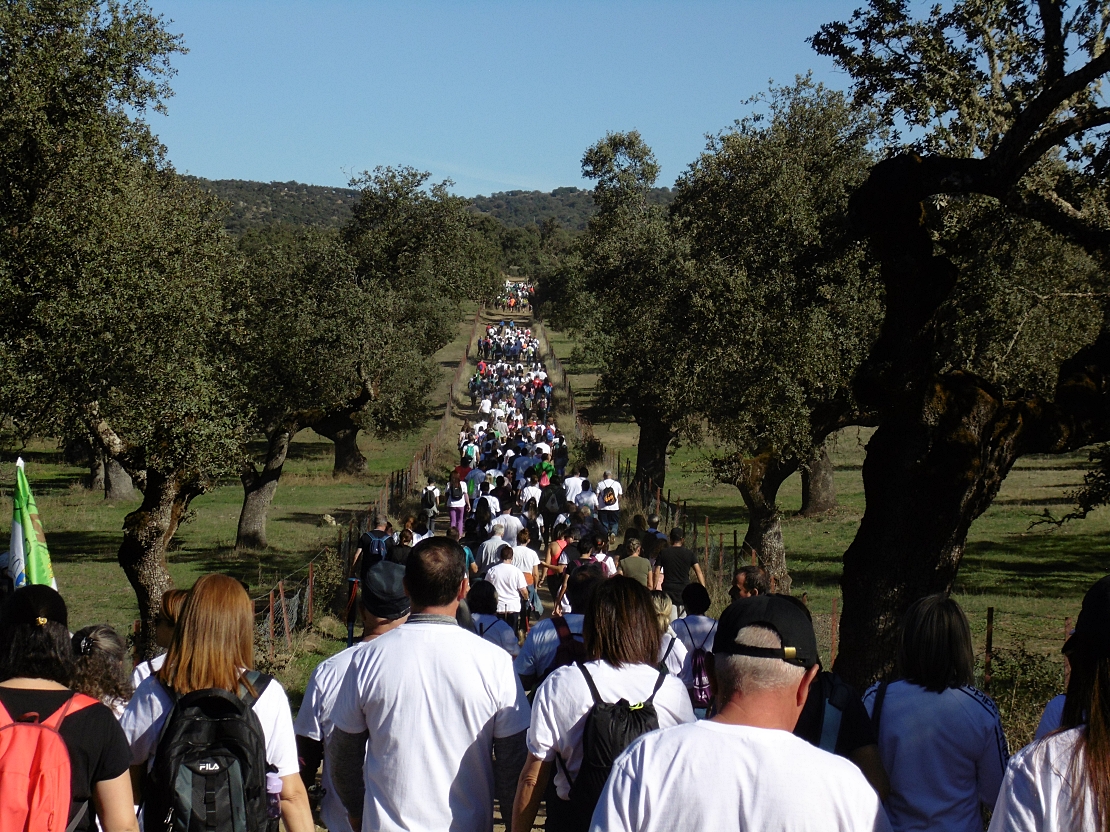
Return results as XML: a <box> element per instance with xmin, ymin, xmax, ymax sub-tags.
<box><xmin>620</xmin><ymin>555</ymin><xmax>652</xmax><ymax>587</ymax></box>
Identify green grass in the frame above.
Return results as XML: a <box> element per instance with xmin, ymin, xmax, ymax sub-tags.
<box><xmin>544</xmin><ymin>326</ymin><xmax>1103</xmax><ymax>668</ymax></box>
<box><xmin>0</xmin><ymin>308</ymin><xmax>482</xmax><ymax>648</ymax></box>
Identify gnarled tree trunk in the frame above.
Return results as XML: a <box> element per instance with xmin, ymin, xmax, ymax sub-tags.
<box><xmin>798</xmin><ymin>444</ymin><xmax>837</xmax><ymax>516</ymax></box>
<box><xmin>312</xmin><ymin>411</ymin><xmax>366</xmax><ymax>476</ymax></box>
<box><xmin>104</xmin><ymin>458</ymin><xmax>136</xmax><ymax>501</ymax></box>
<box><xmin>118</xmin><ymin>468</ymin><xmax>203</xmax><ymax>660</ymax></box>
<box><xmin>236</xmin><ymin>426</ymin><xmax>295</xmax><ymax>551</ymax></box>
<box><xmin>630</xmin><ymin>411</ymin><xmax>673</xmax><ymax>497</ymax></box>
<box><xmin>734</xmin><ymin>453</ymin><xmax>798</xmax><ymax>594</ymax></box>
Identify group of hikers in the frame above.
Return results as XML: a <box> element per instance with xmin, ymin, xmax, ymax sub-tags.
<box><xmin>0</xmin><ymin>285</ymin><xmax>1100</xmax><ymax>832</ymax></box>
<box><xmin>494</xmin><ymin>282</ymin><xmax>534</xmax><ymax>313</ymax></box>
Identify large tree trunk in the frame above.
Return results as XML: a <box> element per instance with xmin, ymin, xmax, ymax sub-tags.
<box><xmin>733</xmin><ymin>453</ymin><xmax>798</xmax><ymax>594</ymax></box>
<box><xmin>117</xmin><ymin>469</ymin><xmax>201</xmax><ymax>660</ymax></box>
<box><xmin>236</xmin><ymin>426</ymin><xmax>295</xmax><ymax>551</ymax></box>
<box><xmin>89</xmin><ymin>453</ymin><xmax>106</xmax><ymax>493</ymax></box>
<box><xmin>630</xmin><ymin>411</ymin><xmax>673</xmax><ymax>498</ymax></box>
<box><xmin>312</xmin><ymin>412</ymin><xmax>366</xmax><ymax>476</ymax></box>
<box><xmin>834</xmin><ymin>153</ymin><xmax>1110</xmax><ymax>688</ymax></box>
<box><xmin>104</xmin><ymin>458</ymin><xmax>135</xmax><ymax>501</ymax></box>
<box><xmin>798</xmin><ymin>445</ymin><xmax>837</xmax><ymax>516</ymax></box>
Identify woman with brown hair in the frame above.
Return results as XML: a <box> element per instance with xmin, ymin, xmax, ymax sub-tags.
<box><xmin>121</xmin><ymin>574</ymin><xmax>313</xmax><ymax>832</ymax></box>
<box><xmin>72</xmin><ymin>624</ymin><xmax>133</xmax><ymax>717</ymax></box>
<box><xmin>863</xmin><ymin>594</ymin><xmax>1007</xmax><ymax>832</ymax></box>
<box><xmin>131</xmin><ymin>587</ymin><xmax>188</xmax><ymax>689</ymax></box>
<box><xmin>990</xmin><ymin>574</ymin><xmax>1110</xmax><ymax>830</ymax></box>
<box><xmin>512</xmin><ymin>577</ymin><xmax>695</xmax><ymax>832</ymax></box>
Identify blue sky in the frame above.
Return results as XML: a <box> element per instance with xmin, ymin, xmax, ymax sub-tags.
<box><xmin>150</xmin><ymin>1</ymin><xmax>854</xmax><ymax>196</ymax></box>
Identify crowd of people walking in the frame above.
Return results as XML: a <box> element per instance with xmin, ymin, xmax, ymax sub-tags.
<box><xmin>0</xmin><ymin>286</ymin><xmax>1097</xmax><ymax>832</ymax></box>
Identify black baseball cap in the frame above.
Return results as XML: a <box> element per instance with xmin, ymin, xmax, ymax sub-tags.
<box><xmin>361</xmin><ymin>562</ymin><xmax>410</xmax><ymax>620</ymax></box>
<box><xmin>1064</xmin><ymin>575</ymin><xmax>1110</xmax><ymax>657</ymax></box>
<box><xmin>713</xmin><ymin>595</ymin><xmax>820</xmax><ymax>669</ymax></box>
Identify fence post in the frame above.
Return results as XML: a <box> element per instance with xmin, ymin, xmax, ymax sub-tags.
<box><xmin>278</xmin><ymin>580</ymin><xmax>293</xmax><ymax>650</ymax></box>
<box><xmin>831</xmin><ymin>597</ymin><xmax>839</xmax><ymax>665</ymax></box>
<box><xmin>984</xmin><ymin>606</ymin><xmax>995</xmax><ymax>690</ymax></box>
<box><xmin>307</xmin><ymin>562</ymin><xmax>315</xmax><ymax>626</ymax></box>
<box><xmin>268</xmin><ymin>591</ymin><xmax>275</xmax><ymax>660</ymax></box>
<box><xmin>733</xmin><ymin>529</ymin><xmax>739</xmax><ymax>574</ymax></box>
<box><xmin>704</xmin><ymin>516</ymin><xmax>710</xmax><ymax>564</ymax></box>
<box><xmin>718</xmin><ymin>532</ymin><xmax>724</xmax><ymax>574</ymax></box>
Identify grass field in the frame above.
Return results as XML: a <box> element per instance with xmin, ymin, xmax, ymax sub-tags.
<box><xmin>0</xmin><ymin>308</ymin><xmax>482</xmax><ymax>698</ymax></box>
<box><xmin>543</xmin><ymin>328</ymin><xmax>1106</xmax><ymax>663</ymax></box>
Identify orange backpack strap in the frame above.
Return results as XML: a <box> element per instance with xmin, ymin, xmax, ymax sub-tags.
<box><xmin>42</xmin><ymin>693</ymin><xmax>99</xmax><ymax>729</ymax></box>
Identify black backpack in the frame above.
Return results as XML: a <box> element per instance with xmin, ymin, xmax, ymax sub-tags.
<box><xmin>560</xmin><ymin>662</ymin><xmax>667</xmax><ymax>830</ymax></box>
<box><xmin>541</xmin><ymin>486</ymin><xmax>563</xmax><ymax>516</ymax></box>
<box><xmin>450</xmin><ymin>482</ymin><xmax>464</xmax><ymax>501</ymax></box>
<box><xmin>421</xmin><ymin>487</ymin><xmax>437</xmax><ymax>511</ymax></box>
<box><xmin>600</xmin><ymin>486</ymin><xmax>617</xmax><ymax>507</ymax></box>
<box><xmin>145</xmin><ymin>671</ymin><xmax>275</xmax><ymax>832</ymax></box>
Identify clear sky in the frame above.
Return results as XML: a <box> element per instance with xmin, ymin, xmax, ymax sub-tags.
<box><xmin>149</xmin><ymin>1</ymin><xmax>855</xmax><ymax>197</ymax></box>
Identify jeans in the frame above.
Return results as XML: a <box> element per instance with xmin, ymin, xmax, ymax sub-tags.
<box><xmin>597</xmin><ymin>509</ymin><xmax>620</xmax><ymax>537</ymax></box>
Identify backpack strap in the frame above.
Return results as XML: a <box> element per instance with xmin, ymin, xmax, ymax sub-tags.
<box><xmin>870</xmin><ymin>680</ymin><xmax>889</xmax><ymax>734</ymax></box>
<box><xmin>819</xmin><ymin>697</ymin><xmax>843</xmax><ymax>753</ymax></box>
<box><xmin>576</xmin><ymin>662</ymin><xmax>603</xmax><ymax>706</ymax></box>
<box><xmin>646</xmin><ymin>664</ymin><xmax>668</xmax><ymax>704</ymax></box>
<box><xmin>552</xmin><ymin>615</ymin><xmax>572</xmax><ymax>643</ymax></box>
<box><xmin>660</xmin><ymin>635</ymin><xmax>676</xmax><ymax>669</ymax></box>
<box><xmin>42</xmin><ymin>692</ymin><xmax>98</xmax><ymax>729</ymax></box>
<box><xmin>237</xmin><ymin>670</ymin><xmax>273</xmax><ymax>709</ymax></box>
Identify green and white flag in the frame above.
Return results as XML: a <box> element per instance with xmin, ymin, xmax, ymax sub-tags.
<box><xmin>9</xmin><ymin>457</ymin><xmax>55</xmax><ymax>589</ymax></box>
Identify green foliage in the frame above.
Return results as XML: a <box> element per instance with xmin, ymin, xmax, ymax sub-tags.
<box><xmin>672</xmin><ymin>77</ymin><xmax>884</xmax><ymax>460</ymax></box>
<box><xmin>470</xmin><ymin>185</ymin><xmax>674</xmax><ymax>231</ymax></box>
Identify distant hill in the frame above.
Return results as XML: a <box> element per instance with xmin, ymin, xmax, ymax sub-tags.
<box><xmin>188</xmin><ymin>177</ymin><xmax>675</xmax><ymax>235</ymax></box>
<box><xmin>470</xmin><ymin>186</ymin><xmax>674</xmax><ymax>231</ymax></box>
<box><xmin>186</xmin><ymin>177</ymin><xmax>360</xmax><ymax>234</ymax></box>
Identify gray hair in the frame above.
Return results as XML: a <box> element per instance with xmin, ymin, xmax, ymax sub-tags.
<box><xmin>715</xmin><ymin>625</ymin><xmax>806</xmax><ymax>702</ymax></box>
<box><xmin>492</xmin><ymin>524</ymin><xmax>505</xmax><ymax>536</ymax></box>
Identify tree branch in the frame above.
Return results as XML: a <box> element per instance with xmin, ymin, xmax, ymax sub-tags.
<box><xmin>1014</xmin><ymin>106</ymin><xmax>1110</xmax><ymax>175</ymax></box>
<box><xmin>1005</xmin><ymin>187</ymin><xmax>1110</xmax><ymax>258</ymax></box>
<box><xmin>1038</xmin><ymin>0</ymin><xmax>1066</xmax><ymax>82</ymax></box>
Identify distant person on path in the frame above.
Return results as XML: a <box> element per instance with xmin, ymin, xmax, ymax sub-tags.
<box><xmin>729</xmin><ymin>564</ymin><xmax>770</xmax><ymax>600</ymax></box>
<box><xmin>328</xmin><ymin>538</ymin><xmax>530</xmax><ymax>831</ymax></box>
<box><xmin>575</xmin><ymin>480</ymin><xmax>599</xmax><ymax>514</ymax></box>
<box><xmin>352</xmin><ymin>517</ymin><xmax>395</xmax><ymax>585</ymax></box>
<box><xmin>671</xmin><ymin>584</ymin><xmax>717</xmax><ymax>716</ymax></box>
<box><xmin>616</xmin><ymin>538</ymin><xmax>652</xmax><ymax>588</ymax></box>
<box><xmin>651</xmin><ymin>527</ymin><xmax>705</xmax><ymax>617</ymax></box>
<box><xmin>563</xmin><ymin>467</ymin><xmax>587</xmax><ymax>505</ymax></box>
<box><xmin>863</xmin><ymin>595</ymin><xmax>1007</xmax><ymax>832</ymax></box>
<box><xmin>589</xmin><ymin>595</ymin><xmax>892</xmax><ymax>832</ymax></box>
<box><xmin>295</xmin><ymin>562</ymin><xmax>410</xmax><ymax>832</ymax></box>
<box><xmin>492</xmin><ymin>504</ymin><xmax>525</xmax><ymax>547</ymax></box>
<box><xmin>446</xmin><ymin>471</ymin><xmax>470</xmax><ymax>536</ymax></box>
<box><xmin>478</xmin><ymin>524</ymin><xmax>508</xmax><ymax>577</ymax></box>
<box><xmin>989</xmin><ymin>574</ymin><xmax>1110</xmax><ymax>831</ymax></box>
<box><xmin>420</xmin><ymin>477</ymin><xmax>440</xmax><ymax>534</ymax></box>
<box><xmin>595</xmin><ymin>470</ymin><xmax>623</xmax><ymax>537</ymax></box>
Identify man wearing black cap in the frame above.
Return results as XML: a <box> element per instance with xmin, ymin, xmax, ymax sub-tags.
<box><xmin>294</xmin><ymin>562</ymin><xmax>410</xmax><ymax>832</ymax></box>
<box><xmin>590</xmin><ymin>595</ymin><xmax>892</xmax><ymax>831</ymax></box>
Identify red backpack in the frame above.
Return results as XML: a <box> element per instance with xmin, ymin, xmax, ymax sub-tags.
<box><xmin>0</xmin><ymin>692</ymin><xmax>99</xmax><ymax>832</ymax></box>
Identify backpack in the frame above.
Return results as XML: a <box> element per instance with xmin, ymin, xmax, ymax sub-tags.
<box><xmin>366</xmin><ymin>532</ymin><xmax>391</xmax><ymax>565</ymax></box>
<box><xmin>817</xmin><ymin>672</ymin><xmax>858</xmax><ymax>754</ymax></box>
<box><xmin>145</xmin><ymin>671</ymin><xmax>275</xmax><ymax>832</ymax></box>
<box><xmin>678</xmin><ymin>620</ymin><xmax>713</xmax><ymax>708</ymax></box>
<box><xmin>420</xmin><ymin>487</ymin><xmax>437</xmax><ymax>513</ymax></box>
<box><xmin>600</xmin><ymin>485</ymin><xmax>617</xmax><ymax>507</ymax></box>
<box><xmin>450</xmin><ymin>483</ymin><xmax>464</xmax><ymax>501</ymax></box>
<box><xmin>542</xmin><ymin>616</ymin><xmax>587</xmax><ymax>681</ymax></box>
<box><xmin>560</xmin><ymin>662</ymin><xmax>667</xmax><ymax>828</ymax></box>
<box><xmin>541</xmin><ymin>487</ymin><xmax>562</xmax><ymax>516</ymax></box>
<box><xmin>0</xmin><ymin>692</ymin><xmax>99</xmax><ymax>832</ymax></box>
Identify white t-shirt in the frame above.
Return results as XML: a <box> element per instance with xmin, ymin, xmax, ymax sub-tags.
<box><xmin>512</xmin><ymin>545</ymin><xmax>541</xmax><ymax>580</ymax></box>
<box><xmin>659</xmin><ymin>630</ymin><xmax>688</xmax><ymax>678</ymax></box>
<box><xmin>493</xmin><ymin>512</ymin><xmax>524</xmax><ymax>546</ymax></box>
<box><xmin>486</xmin><ymin>562</ymin><xmax>527</xmax><ymax>613</ymax></box>
<box><xmin>330</xmin><ymin>621</ymin><xmax>531</xmax><ymax>832</ymax></box>
<box><xmin>563</xmin><ymin>476</ymin><xmax>584</xmax><ymax>503</ymax></box>
<box><xmin>1033</xmin><ymin>694</ymin><xmax>1065</xmax><ymax>741</ymax></box>
<box><xmin>591</xmin><ymin>721</ymin><xmax>893</xmax><ymax>832</ymax></box>
<box><xmin>514</xmin><ymin>614</ymin><xmax>585</xmax><ymax>680</ymax></box>
<box><xmin>130</xmin><ymin>652</ymin><xmax>165</xmax><ymax>690</ymax></box>
<box><xmin>294</xmin><ymin>644</ymin><xmax>368</xmax><ymax>832</ymax></box>
<box><xmin>472</xmin><ymin>612</ymin><xmax>520</xmax><ymax>656</ymax></box>
<box><xmin>121</xmin><ymin>671</ymin><xmax>300</xmax><ymax>777</ymax></box>
<box><xmin>521</xmin><ymin>484</ymin><xmax>542</xmax><ymax>507</ymax></box>
<box><xmin>987</xmin><ymin>727</ymin><xmax>1089</xmax><ymax>831</ymax></box>
<box><xmin>575</xmin><ymin>490</ymin><xmax>599</xmax><ymax>512</ymax></box>
<box><xmin>863</xmin><ymin>680</ymin><xmax>1008</xmax><ymax>832</ymax></box>
<box><xmin>528</xmin><ymin>660</ymin><xmax>695</xmax><ymax>799</ymax></box>
<box><xmin>596</xmin><ymin>478</ymin><xmax>623</xmax><ymax>511</ymax></box>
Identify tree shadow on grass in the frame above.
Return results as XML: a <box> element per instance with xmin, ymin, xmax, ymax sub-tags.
<box><xmin>47</xmin><ymin>531</ymin><xmax>123</xmax><ymax>563</ymax></box>
<box><xmin>959</xmin><ymin>531</ymin><xmax>1110</xmax><ymax>598</ymax></box>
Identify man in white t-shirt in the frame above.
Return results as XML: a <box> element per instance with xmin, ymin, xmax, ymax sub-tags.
<box><xmin>595</xmin><ymin>470</ymin><xmax>623</xmax><ymax>537</ymax></box>
<box><xmin>486</xmin><ymin>545</ymin><xmax>529</xmax><ymax>634</ymax></box>
<box><xmin>328</xmin><ymin>539</ymin><xmax>531</xmax><ymax>832</ymax></box>
<box><xmin>563</xmin><ymin>467</ymin><xmax>586</xmax><ymax>504</ymax></box>
<box><xmin>520</xmin><ymin>475</ymin><xmax>542</xmax><ymax>509</ymax></box>
<box><xmin>491</xmin><ymin>507</ymin><xmax>524</xmax><ymax>547</ymax></box>
<box><xmin>590</xmin><ymin>596</ymin><xmax>892</xmax><ymax>832</ymax></box>
<box><xmin>295</xmin><ymin>562</ymin><xmax>410</xmax><ymax>832</ymax></box>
